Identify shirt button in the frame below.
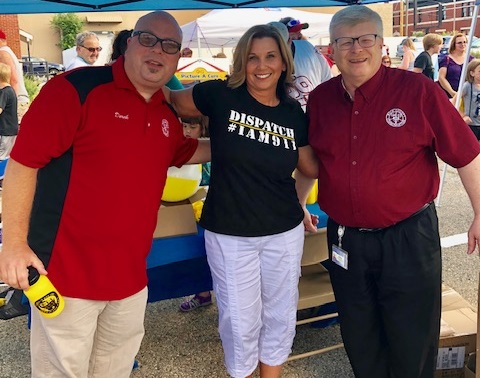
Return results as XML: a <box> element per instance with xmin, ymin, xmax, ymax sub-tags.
<box><xmin>147</xmin><ymin>122</ymin><xmax>151</xmax><ymax>127</ymax></box>
<box><xmin>354</xmin><ymin>111</ymin><xmax>359</xmax><ymax>115</ymax></box>
<box><xmin>352</xmin><ymin>161</ymin><xmax>357</xmax><ymax>165</ymax></box>
<box><xmin>353</xmin><ymin>135</ymin><xmax>357</xmax><ymax>140</ymax></box>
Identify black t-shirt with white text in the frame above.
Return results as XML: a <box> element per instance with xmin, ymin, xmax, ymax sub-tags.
<box><xmin>193</xmin><ymin>80</ymin><xmax>308</xmax><ymax>236</ymax></box>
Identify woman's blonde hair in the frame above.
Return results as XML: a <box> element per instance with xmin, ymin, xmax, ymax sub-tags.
<box><xmin>449</xmin><ymin>33</ymin><xmax>467</xmax><ymax>54</ymax></box>
<box><xmin>403</xmin><ymin>38</ymin><xmax>416</xmax><ymax>51</ymax></box>
<box><xmin>228</xmin><ymin>24</ymin><xmax>294</xmax><ymax>102</ymax></box>
<box><xmin>466</xmin><ymin>59</ymin><xmax>480</xmax><ymax>83</ymax></box>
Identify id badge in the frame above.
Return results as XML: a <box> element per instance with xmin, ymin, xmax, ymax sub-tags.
<box><xmin>332</xmin><ymin>244</ymin><xmax>348</xmax><ymax>270</ymax></box>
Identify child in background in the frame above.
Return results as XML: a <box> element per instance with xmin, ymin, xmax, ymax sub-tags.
<box><xmin>179</xmin><ymin>116</ymin><xmax>212</xmax><ymax>312</ymax></box>
<box><xmin>460</xmin><ymin>59</ymin><xmax>480</xmax><ymax>140</ymax></box>
<box><xmin>0</xmin><ymin>62</ymin><xmax>18</xmax><ymax>161</ymax></box>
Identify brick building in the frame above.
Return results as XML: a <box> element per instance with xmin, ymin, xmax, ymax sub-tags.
<box><xmin>0</xmin><ymin>14</ymin><xmax>21</xmax><ymax>57</ymax></box>
<box><xmin>393</xmin><ymin>0</ymin><xmax>480</xmax><ymax>36</ymax></box>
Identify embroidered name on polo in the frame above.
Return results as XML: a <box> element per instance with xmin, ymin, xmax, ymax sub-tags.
<box><xmin>115</xmin><ymin>112</ymin><xmax>129</xmax><ymax>120</ymax></box>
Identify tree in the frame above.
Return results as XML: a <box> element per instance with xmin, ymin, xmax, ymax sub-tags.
<box><xmin>51</xmin><ymin>13</ymin><xmax>84</xmax><ymax>50</ymax></box>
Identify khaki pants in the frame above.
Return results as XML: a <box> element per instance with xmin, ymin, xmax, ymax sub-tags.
<box><xmin>30</xmin><ymin>286</ymin><xmax>148</xmax><ymax>378</ymax></box>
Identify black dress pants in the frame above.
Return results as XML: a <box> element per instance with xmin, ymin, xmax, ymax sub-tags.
<box><xmin>326</xmin><ymin>203</ymin><xmax>441</xmax><ymax>378</ymax></box>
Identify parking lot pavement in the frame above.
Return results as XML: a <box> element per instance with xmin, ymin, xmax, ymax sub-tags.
<box><xmin>0</xmin><ymin>163</ymin><xmax>478</xmax><ymax>378</ymax></box>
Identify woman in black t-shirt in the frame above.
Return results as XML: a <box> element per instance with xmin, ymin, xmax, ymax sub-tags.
<box><xmin>165</xmin><ymin>24</ymin><xmax>318</xmax><ymax>378</ymax></box>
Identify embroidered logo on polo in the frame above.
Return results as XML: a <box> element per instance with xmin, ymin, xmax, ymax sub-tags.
<box><xmin>227</xmin><ymin>110</ymin><xmax>297</xmax><ymax>150</ymax></box>
<box><xmin>162</xmin><ymin>119</ymin><xmax>169</xmax><ymax>137</ymax></box>
<box><xmin>385</xmin><ymin>108</ymin><xmax>407</xmax><ymax>128</ymax></box>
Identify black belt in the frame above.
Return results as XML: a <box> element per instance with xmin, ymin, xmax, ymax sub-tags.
<box><xmin>357</xmin><ymin>202</ymin><xmax>433</xmax><ymax>233</ymax></box>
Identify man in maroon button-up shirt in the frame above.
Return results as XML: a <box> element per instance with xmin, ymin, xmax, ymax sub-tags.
<box><xmin>306</xmin><ymin>5</ymin><xmax>480</xmax><ymax>378</ymax></box>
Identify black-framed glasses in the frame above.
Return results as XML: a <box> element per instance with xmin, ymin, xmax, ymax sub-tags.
<box><xmin>334</xmin><ymin>34</ymin><xmax>378</xmax><ymax>51</ymax></box>
<box><xmin>80</xmin><ymin>45</ymin><xmax>102</xmax><ymax>53</ymax></box>
<box><xmin>131</xmin><ymin>31</ymin><xmax>181</xmax><ymax>54</ymax></box>
<box><xmin>456</xmin><ymin>41</ymin><xmax>467</xmax><ymax>45</ymax></box>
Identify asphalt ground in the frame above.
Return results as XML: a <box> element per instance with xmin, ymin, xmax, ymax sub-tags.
<box><xmin>0</xmin><ymin>162</ymin><xmax>478</xmax><ymax>378</ymax></box>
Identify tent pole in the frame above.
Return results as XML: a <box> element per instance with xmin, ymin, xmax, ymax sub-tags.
<box><xmin>196</xmin><ymin>23</ymin><xmax>202</xmax><ymax>59</ymax></box>
<box><xmin>436</xmin><ymin>4</ymin><xmax>479</xmax><ymax>207</ymax></box>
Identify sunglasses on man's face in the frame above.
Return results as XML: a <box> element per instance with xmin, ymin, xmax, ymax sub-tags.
<box><xmin>80</xmin><ymin>45</ymin><xmax>102</xmax><ymax>53</ymax></box>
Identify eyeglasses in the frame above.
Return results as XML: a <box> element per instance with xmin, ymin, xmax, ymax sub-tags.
<box><xmin>286</xmin><ymin>19</ymin><xmax>301</xmax><ymax>28</ymax></box>
<box><xmin>80</xmin><ymin>45</ymin><xmax>102</xmax><ymax>53</ymax></box>
<box><xmin>131</xmin><ymin>31</ymin><xmax>181</xmax><ymax>54</ymax></box>
<box><xmin>334</xmin><ymin>34</ymin><xmax>378</xmax><ymax>51</ymax></box>
<box><xmin>456</xmin><ymin>41</ymin><xmax>467</xmax><ymax>45</ymax></box>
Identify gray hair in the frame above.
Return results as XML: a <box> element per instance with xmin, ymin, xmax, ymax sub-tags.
<box><xmin>76</xmin><ymin>31</ymin><xmax>99</xmax><ymax>47</ymax></box>
<box><xmin>329</xmin><ymin>5</ymin><xmax>383</xmax><ymax>42</ymax></box>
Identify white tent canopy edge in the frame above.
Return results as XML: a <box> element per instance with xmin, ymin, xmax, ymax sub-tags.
<box><xmin>180</xmin><ymin>7</ymin><xmax>333</xmax><ymax>50</ymax></box>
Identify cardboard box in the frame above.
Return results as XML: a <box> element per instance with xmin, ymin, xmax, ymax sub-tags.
<box><xmin>442</xmin><ymin>284</ymin><xmax>476</xmax><ymax>312</ymax></box>
<box><xmin>301</xmin><ymin>228</ymin><xmax>328</xmax><ymax>266</ymax></box>
<box><xmin>153</xmin><ymin>188</ymin><xmax>206</xmax><ymax>239</ymax></box>
<box><xmin>464</xmin><ymin>353</ymin><xmax>475</xmax><ymax>378</ymax></box>
<box><xmin>435</xmin><ymin>308</ymin><xmax>477</xmax><ymax>378</ymax></box>
<box><xmin>477</xmin><ymin>273</ymin><xmax>479</xmax><ymax>378</ymax></box>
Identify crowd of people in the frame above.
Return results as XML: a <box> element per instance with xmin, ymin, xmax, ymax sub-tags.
<box><xmin>0</xmin><ymin>6</ymin><xmax>479</xmax><ymax>378</ymax></box>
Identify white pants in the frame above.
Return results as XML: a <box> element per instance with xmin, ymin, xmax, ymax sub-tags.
<box><xmin>30</xmin><ymin>286</ymin><xmax>148</xmax><ymax>378</ymax></box>
<box><xmin>205</xmin><ymin>223</ymin><xmax>304</xmax><ymax>378</ymax></box>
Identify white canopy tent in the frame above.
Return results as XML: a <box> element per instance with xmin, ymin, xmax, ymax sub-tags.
<box><xmin>181</xmin><ymin>7</ymin><xmax>333</xmax><ymax>51</ymax></box>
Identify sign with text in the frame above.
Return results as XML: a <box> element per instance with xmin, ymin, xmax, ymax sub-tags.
<box><xmin>176</xmin><ymin>58</ymin><xmax>230</xmax><ymax>82</ymax></box>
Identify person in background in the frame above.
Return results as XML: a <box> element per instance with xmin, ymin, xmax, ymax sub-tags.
<box><xmin>306</xmin><ymin>5</ymin><xmax>480</xmax><ymax>378</ymax></box>
<box><xmin>381</xmin><ymin>55</ymin><xmax>392</xmax><ymax>67</ymax></box>
<box><xmin>413</xmin><ymin>33</ymin><xmax>443</xmax><ymax>80</ymax></box>
<box><xmin>181</xmin><ymin>116</ymin><xmax>210</xmax><ymax>185</ymax></box>
<box><xmin>165</xmin><ymin>24</ymin><xmax>318</xmax><ymax>378</ymax></box>
<box><xmin>180</xmin><ymin>47</ymin><xmax>193</xmax><ymax>57</ymax></box>
<box><xmin>179</xmin><ymin>115</ymin><xmax>213</xmax><ymax>312</ymax></box>
<box><xmin>0</xmin><ymin>63</ymin><xmax>18</xmax><ymax>161</ymax></box>
<box><xmin>66</xmin><ymin>31</ymin><xmax>102</xmax><ymax>71</ymax></box>
<box><xmin>276</xmin><ymin>17</ymin><xmax>332</xmax><ymax>111</ymax></box>
<box><xmin>0</xmin><ymin>11</ymin><xmax>209</xmax><ymax>377</ymax></box>
<box><xmin>0</xmin><ymin>29</ymin><xmax>29</xmax><ymax>124</ymax></box>
<box><xmin>397</xmin><ymin>38</ymin><xmax>416</xmax><ymax>71</ymax></box>
<box><xmin>110</xmin><ymin>29</ymin><xmax>132</xmax><ymax>62</ymax></box>
<box><xmin>460</xmin><ymin>59</ymin><xmax>480</xmax><ymax>140</ymax></box>
<box><xmin>438</xmin><ymin>33</ymin><xmax>474</xmax><ymax>98</ymax></box>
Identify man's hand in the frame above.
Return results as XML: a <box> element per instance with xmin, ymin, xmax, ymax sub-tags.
<box><xmin>467</xmin><ymin>216</ymin><xmax>480</xmax><ymax>255</ymax></box>
<box><xmin>0</xmin><ymin>244</ymin><xmax>46</xmax><ymax>290</ymax></box>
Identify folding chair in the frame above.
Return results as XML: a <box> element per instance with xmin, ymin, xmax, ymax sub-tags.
<box><xmin>288</xmin><ymin>227</ymin><xmax>344</xmax><ymax>361</ymax></box>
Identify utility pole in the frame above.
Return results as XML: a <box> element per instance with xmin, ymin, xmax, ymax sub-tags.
<box><xmin>405</xmin><ymin>0</ymin><xmax>409</xmax><ymax>36</ymax></box>
<box><xmin>400</xmin><ymin>0</ymin><xmax>404</xmax><ymax>35</ymax></box>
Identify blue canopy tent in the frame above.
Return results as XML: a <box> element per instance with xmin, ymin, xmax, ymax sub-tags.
<box><xmin>2</xmin><ymin>0</ymin><xmax>389</xmax><ymax>14</ymax></box>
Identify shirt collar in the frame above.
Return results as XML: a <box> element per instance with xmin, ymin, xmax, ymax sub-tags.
<box><xmin>339</xmin><ymin>65</ymin><xmax>385</xmax><ymax>103</ymax></box>
<box><xmin>112</xmin><ymin>56</ymin><xmax>166</xmax><ymax>103</ymax></box>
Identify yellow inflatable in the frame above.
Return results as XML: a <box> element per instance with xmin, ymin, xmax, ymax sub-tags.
<box><xmin>162</xmin><ymin>165</ymin><xmax>202</xmax><ymax>202</ymax></box>
<box><xmin>306</xmin><ymin>180</ymin><xmax>318</xmax><ymax>205</ymax></box>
